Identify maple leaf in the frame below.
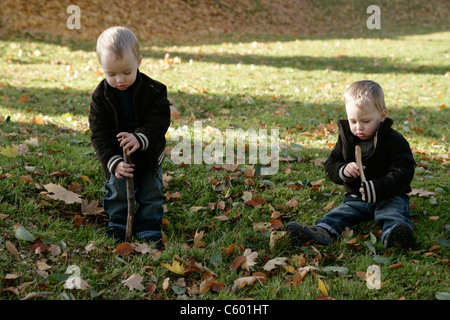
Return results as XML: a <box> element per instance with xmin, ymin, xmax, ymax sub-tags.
<box><xmin>193</xmin><ymin>229</ymin><xmax>206</xmax><ymax>248</ymax></box>
<box><xmin>42</xmin><ymin>183</ymin><xmax>82</xmax><ymax>204</ymax></box>
<box><xmin>161</xmin><ymin>259</ymin><xmax>185</xmax><ymax>275</ymax></box>
<box><xmin>241</xmin><ymin>249</ymin><xmax>258</xmax><ymax>271</ymax></box>
<box><xmin>122</xmin><ymin>273</ymin><xmax>145</xmax><ymax>291</ymax></box>
<box><xmin>0</xmin><ymin>145</ymin><xmax>19</xmax><ymax>158</ymax></box>
<box><xmin>263</xmin><ymin>257</ymin><xmax>287</xmax><ymax>271</ymax></box>
<box><xmin>81</xmin><ymin>200</ymin><xmax>105</xmax><ymax>216</ymax></box>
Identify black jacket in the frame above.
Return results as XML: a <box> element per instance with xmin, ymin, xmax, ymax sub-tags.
<box><xmin>324</xmin><ymin>118</ymin><xmax>416</xmax><ymax>203</ymax></box>
<box><xmin>89</xmin><ymin>71</ymin><xmax>171</xmax><ymax>179</ymax></box>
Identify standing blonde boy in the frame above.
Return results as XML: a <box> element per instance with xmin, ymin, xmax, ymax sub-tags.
<box><xmin>287</xmin><ymin>80</ymin><xmax>416</xmax><ymax>249</ymax></box>
<box><xmin>89</xmin><ymin>26</ymin><xmax>170</xmax><ymax>248</ymax></box>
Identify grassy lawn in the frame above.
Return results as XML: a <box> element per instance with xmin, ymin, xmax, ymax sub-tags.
<box><xmin>0</xmin><ymin>16</ymin><xmax>449</xmax><ymax>301</ymax></box>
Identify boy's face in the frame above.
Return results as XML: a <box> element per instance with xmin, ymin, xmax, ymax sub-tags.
<box><xmin>100</xmin><ymin>48</ymin><xmax>142</xmax><ymax>90</ymax></box>
<box><xmin>345</xmin><ymin>101</ymin><xmax>387</xmax><ymax>140</ymax></box>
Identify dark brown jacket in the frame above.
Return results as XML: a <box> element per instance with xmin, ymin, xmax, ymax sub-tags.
<box><xmin>324</xmin><ymin>118</ymin><xmax>416</xmax><ymax>203</ymax></box>
<box><xmin>89</xmin><ymin>71</ymin><xmax>170</xmax><ymax>178</ymax></box>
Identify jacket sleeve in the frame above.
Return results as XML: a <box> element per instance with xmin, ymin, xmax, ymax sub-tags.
<box><xmin>89</xmin><ymin>94</ymin><xmax>123</xmax><ymax>175</ymax></box>
<box><xmin>133</xmin><ymin>83</ymin><xmax>171</xmax><ymax>159</ymax></box>
<box><xmin>362</xmin><ymin>135</ymin><xmax>415</xmax><ymax>203</ymax></box>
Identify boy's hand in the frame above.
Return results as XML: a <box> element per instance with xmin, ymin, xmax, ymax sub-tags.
<box><xmin>359</xmin><ymin>184</ymin><xmax>366</xmax><ymax>201</ymax></box>
<box><xmin>344</xmin><ymin>162</ymin><xmax>366</xmax><ymax>179</ymax></box>
<box><xmin>117</xmin><ymin>132</ymin><xmax>140</xmax><ymax>154</ymax></box>
<box><xmin>114</xmin><ymin>161</ymin><xmax>134</xmax><ymax>179</ymax></box>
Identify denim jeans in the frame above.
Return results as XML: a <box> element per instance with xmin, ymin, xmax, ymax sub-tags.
<box><xmin>103</xmin><ymin>166</ymin><xmax>165</xmax><ymax>240</ymax></box>
<box><xmin>315</xmin><ymin>194</ymin><xmax>413</xmax><ymax>242</ymax></box>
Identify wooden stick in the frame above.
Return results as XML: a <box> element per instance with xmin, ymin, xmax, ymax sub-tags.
<box><xmin>123</xmin><ymin>149</ymin><xmax>135</xmax><ymax>243</ymax></box>
<box><xmin>355</xmin><ymin>145</ymin><xmax>366</xmax><ymax>182</ymax></box>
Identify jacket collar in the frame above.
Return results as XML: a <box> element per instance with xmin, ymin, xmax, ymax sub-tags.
<box><xmin>338</xmin><ymin>117</ymin><xmax>394</xmax><ymax>159</ymax></box>
<box><xmin>103</xmin><ymin>69</ymin><xmax>143</xmax><ymax>98</ymax></box>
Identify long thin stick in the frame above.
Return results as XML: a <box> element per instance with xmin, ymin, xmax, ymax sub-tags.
<box><xmin>355</xmin><ymin>145</ymin><xmax>366</xmax><ymax>182</ymax></box>
<box><xmin>123</xmin><ymin>149</ymin><xmax>135</xmax><ymax>243</ymax></box>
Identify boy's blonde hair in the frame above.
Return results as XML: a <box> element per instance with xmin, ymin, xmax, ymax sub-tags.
<box><xmin>96</xmin><ymin>26</ymin><xmax>140</xmax><ymax>64</ymax></box>
<box><xmin>344</xmin><ymin>80</ymin><xmax>386</xmax><ymax>112</ymax></box>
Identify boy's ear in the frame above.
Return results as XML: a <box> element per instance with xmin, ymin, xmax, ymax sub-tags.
<box><xmin>137</xmin><ymin>56</ymin><xmax>143</xmax><ymax>68</ymax></box>
<box><xmin>380</xmin><ymin>109</ymin><xmax>387</xmax><ymax>121</ymax></box>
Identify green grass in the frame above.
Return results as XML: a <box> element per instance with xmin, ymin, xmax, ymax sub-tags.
<box><xmin>0</xmin><ymin>24</ymin><xmax>449</xmax><ymax>301</ymax></box>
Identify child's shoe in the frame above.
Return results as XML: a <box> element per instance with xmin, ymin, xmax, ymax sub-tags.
<box><xmin>106</xmin><ymin>226</ymin><xmax>125</xmax><ymax>243</ymax></box>
<box><xmin>286</xmin><ymin>222</ymin><xmax>332</xmax><ymax>246</ymax></box>
<box><xmin>383</xmin><ymin>223</ymin><xmax>413</xmax><ymax>249</ymax></box>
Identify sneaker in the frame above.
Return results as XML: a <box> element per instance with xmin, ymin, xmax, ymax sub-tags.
<box><xmin>106</xmin><ymin>226</ymin><xmax>125</xmax><ymax>243</ymax></box>
<box><xmin>286</xmin><ymin>222</ymin><xmax>332</xmax><ymax>246</ymax></box>
<box><xmin>383</xmin><ymin>223</ymin><xmax>414</xmax><ymax>249</ymax></box>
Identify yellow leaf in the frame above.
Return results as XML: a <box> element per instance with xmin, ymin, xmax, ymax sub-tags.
<box><xmin>318</xmin><ymin>278</ymin><xmax>328</xmax><ymax>296</ymax></box>
<box><xmin>0</xmin><ymin>145</ymin><xmax>19</xmax><ymax>158</ymax></box>
<box><xmin>161</xmin><ymin>259</ymin><xmax>185</xmax><ymax>275</ymax></box>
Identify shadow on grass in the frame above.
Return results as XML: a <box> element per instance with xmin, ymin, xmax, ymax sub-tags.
<box><xmin>142</xmin><ymin>49</ymin><xmax>449</xmax><ymax>75</ymax></box>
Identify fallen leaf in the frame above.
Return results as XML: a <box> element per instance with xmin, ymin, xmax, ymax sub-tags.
<box><xmin>6</xmin><ymin>241</ymin><xmax>19</xmax><ymax>255</ymax></box>
<box><xmin>231</xmin><ymin>255</ymin><xmax>247</xmax><ymax>271</ymax></box>
<box><xmin>322</xmin><ymin>200</ymin><xmax>335</xmax><ymax>211</ymax></box>
<box><xmin>42</xmin><ymin>183</ymin><xmax>82</xmax><ymax>204</ymax></box>
<box><xmin>388</xmin><ymin>263</ymin><xmax>403</xmax><ymax>270</ymax></box>
<box><xmin>199</xmin><ymin>275</ymin><xmax>216</xmax><ymax>294</ymax></box>
<box><xmin>15</xmin><ymin>225</ymin><xmax>35</xmax><ymax>241</ymax></box>
<box><xmin>292</xmin><ymin>269</ymin><xmax>308</xmax><ymax>286</ymax></box>
<box><xmin>247</xmin><ymin>197</ymin><xmax>265</xmax><ymax>208</ymax></box>
<box><xmin>286</xmin><ymin>199</ymin><xmax>298</xmax><ymax>207</ymax></box>
<box><xmin>231</xmin><ymin>275</ymin><xmax>265</xmax><ymax>293</ymax></box>
<box><xmin>241</xmin><ymin>249</ymin><xmax>258</xmax><ymax>271</ymax></box>
<box><xmin>409</xmin><ymin>188</ymin><xmax>436</xmax><ymax>198</ymax></box>
<box><xmin>193</xmin><ymin>229</ymin><xmax>206</xmax><ymax>248</ymax></box>
<box><xmin>318</xmin><ymin>278</ymin><xmax>328</xmax><ymax>296</ymax></box>
<box><xmin>269</xmin><ymin>231</ymin><xmax>286</xmax><ymax>248</ymax></box>
<box><xmin>161</xmin><ymin>259</ymin><xmax>185</xmax><ymax>275</ymax></box>
<box><xmin>263</xmin><ymin>257</ymin><xmax>287</xmax><ymax>271</ymax></box>
<box><xmin>115</xmin><ymin>242</ymin><xmax>135</xmax><ymax>255</ymax></box>
<box><xmin>122</xmin><ymin>273</ymin><xmax>145</xmax><ymax>291</ymax></box>
<box><xmin>0</xmin><ymin>145</ymin><xmax>19</xmax><ymax>158</ymax></box>
<box><xmin>37</xmin><ymin>261</ymin><xmax>51</xmax><ymax>271</ymax></box>
<box><xmin>81</xmin><ymin>200</ymin><xmax>105</xmax><ymax>216</ymax></box>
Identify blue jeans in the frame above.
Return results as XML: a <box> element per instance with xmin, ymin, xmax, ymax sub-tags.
<box><xmin>103</xmin><ymin>166</ymin><xmax>165</xmax><ymax>240</ymax></box>
<box><xmin>316</xmin><ymin>194</ymin><xmax>413</xmax><ymax>242</ymax></box>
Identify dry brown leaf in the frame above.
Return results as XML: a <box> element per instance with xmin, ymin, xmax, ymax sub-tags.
<box><xmin>193</xmin><ymin>229</ymin><xmax>206</xmax><ymax>248</ymax></box>
<box><xmin>247</xmin><ymin>197</ymin><xmax>265</xmax><ymax>208</ymax></box>
<box><xmin>115</xmin><ymin>242</ymin><xmax>135</xmax><ymax>255</ymax></box>
<box><xmin>6</xmin><ymin>241</ymin><xmax>19</xmax><ymax>255</ymax></box>
<box><xmin>122</xmin><ymin>273</ymin><xmax>145</xmax><ymax>291</ymax></box>
<box><xmin>286</xmin><ymin>199</ymin><xmax>298</xmax><ymax>207</ymax></box>
<box><xmin>42</xmin><ymin>183</ymin><xmax>82</xmax><ymax>204</ymax></box>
